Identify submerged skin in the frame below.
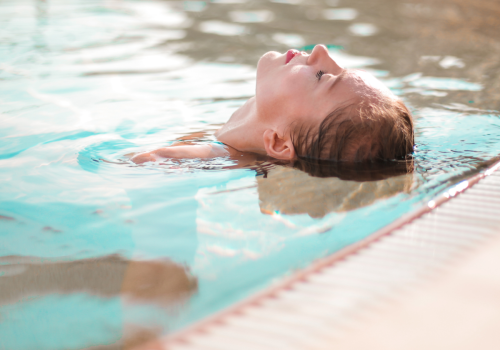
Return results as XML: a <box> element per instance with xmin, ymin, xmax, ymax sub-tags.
<box><xmin>131</xmin><ymin>44</ymin><xmax>395</xmax><ymax>164</ymax></box>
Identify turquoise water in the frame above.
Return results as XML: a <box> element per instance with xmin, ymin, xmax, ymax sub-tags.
<box><xmin>1</xmin><ymin>0</ymin><xmax>500</xmax><ymax>348</ymax></box>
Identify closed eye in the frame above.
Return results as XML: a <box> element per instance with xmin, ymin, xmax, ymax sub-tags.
<box><xmin>316</xmin><ymin>70</ymin><xmax>325</xmax><ymax>80</ymax></box>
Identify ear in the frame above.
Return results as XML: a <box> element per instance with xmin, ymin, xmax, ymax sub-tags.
<box><xmin>263</xmin><ymin>129</ymin><xmax>296</xmax><ymax>160</ymax></box>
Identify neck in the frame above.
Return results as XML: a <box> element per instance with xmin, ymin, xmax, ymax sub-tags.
<box><xmin>215</xmin><ymin>97</ymin><xmax>267</xmax><ymax>154</ymax></box>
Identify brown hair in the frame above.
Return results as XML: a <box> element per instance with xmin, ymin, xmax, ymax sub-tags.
<box><xmin>292</xmin><ymin>157</ymin><xmax>414</xmax><ymax>181</ymax></box>
<box><xmin>291</xmin><ymin>98</ymin><xmax>414</xmax><ymax>162</ymax></box>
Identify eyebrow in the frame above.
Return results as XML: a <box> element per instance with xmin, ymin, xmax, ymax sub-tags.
<box><xmin>327</xmin><ymin>69</ymin><xmax>349</xmax><ymax>92</ymax></box>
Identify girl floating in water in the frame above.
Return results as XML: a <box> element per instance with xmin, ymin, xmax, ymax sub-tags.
<box><xmin>131</xmin><ymin>44</ymin><xmax>414</xmax><ymax>164</ymax></box>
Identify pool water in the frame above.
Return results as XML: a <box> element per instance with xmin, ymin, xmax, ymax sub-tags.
<box><xmin>1</xmin><ymin>0</ymin><xmax>500</xmax><ymax>348</ymax></box>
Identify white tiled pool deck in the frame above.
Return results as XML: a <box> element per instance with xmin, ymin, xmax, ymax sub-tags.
<box><xmin>328</xmin><ymin>229</ymin><xmax>500</xmax><ymax>350</ymax></box>
<box><xmin>139</xmin><ymin>160</ymin><xmax>500</xmax><ymax>350</ymax></box>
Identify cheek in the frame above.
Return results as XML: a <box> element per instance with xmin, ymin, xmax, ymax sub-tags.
<box><xmin>259</xmin><ymin>77</ymin><xmax>306</xmax><ymax>119</ymax></box>
<box><xmin>281</xmin><ymin>75</ymin><xmax>309</xmax><ymax>109</ymax></box>
<box><xmin>256</xmin><ymin>64</ymin><xmax>309</xmax><ymax>118</ymax></box>
<box><xmin>258</xmin><ymin>78</ymin><xmax>290</xmax><ymax>111</ymax></box>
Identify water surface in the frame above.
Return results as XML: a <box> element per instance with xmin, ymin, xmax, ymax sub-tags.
<box><xmin>1</xmin><ymin>0</ymin><xmax>500</xmax><ymax>348</ymax></box>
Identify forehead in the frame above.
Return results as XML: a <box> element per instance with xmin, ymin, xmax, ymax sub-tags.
<box><xmin>340</xmin><ymin>69</ymin><xmax>394</xmax><ymax>100</ymax></box>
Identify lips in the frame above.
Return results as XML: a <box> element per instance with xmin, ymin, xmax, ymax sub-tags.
<box><xmin>285</xmin><ymin>49</ymin><xmax>299</xmax><ymax>64</ymax></box>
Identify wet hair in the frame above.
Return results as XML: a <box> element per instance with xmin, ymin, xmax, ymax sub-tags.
<box><xmin>290</xmin><ymin>98</ymin><xmax>414</xmax><ymax>162</ymax></box>
<box><xmin>292</xmin><ymin>157</ymin><xmax>413</xmax><ymax>182</ymax></box>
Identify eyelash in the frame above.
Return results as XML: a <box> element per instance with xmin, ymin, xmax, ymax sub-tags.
<box><xmin>316</xmin><ymin>70</ymin><xmax>325</xmax><ymax>80</ymax></box>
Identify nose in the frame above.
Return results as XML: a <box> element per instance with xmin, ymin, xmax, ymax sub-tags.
<box><xmin>307</xmin><ymin>44</ymin><xmax>343</xmax><ymax>74</ymax></box>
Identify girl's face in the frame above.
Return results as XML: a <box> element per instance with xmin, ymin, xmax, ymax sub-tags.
<box><xmin>255</xmin><ymin>44</ymin><xmax>393</xmax><ymax>130</ymax></box>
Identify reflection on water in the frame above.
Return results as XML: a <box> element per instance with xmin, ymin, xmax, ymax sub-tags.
<box><xmin>258</xmin><ymin>162</ymin><xmax>413</xmax><ymax>218</ymax></box>
<box><xmin>0</xmin><ymin>255</ymin><xmax>196</xmax><ymax>305</ymax></box>
<box><xmin>0</xmin><ymin>255</ymin><xmax>196</xmax><ymax>349</ymax></box>
<box><xmin>1</xmin><ymin>0</ymin><xmax>500</xmax><ymax>348</ymax></box>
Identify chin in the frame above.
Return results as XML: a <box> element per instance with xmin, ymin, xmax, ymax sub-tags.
<box><xmin>257</xmin><ymin>51</ymin><xmax>281</xmax><ymax>71</ymax></box>
<box><xmin>256</xmin><ymin>51</ymin><xmax>281</xmax><ymax>85</ymax></box>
